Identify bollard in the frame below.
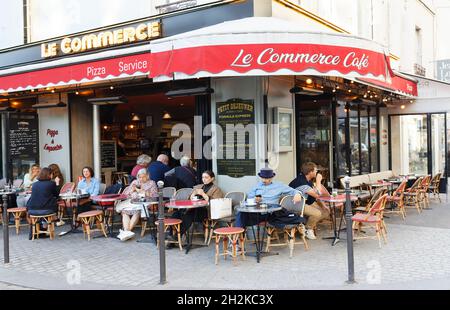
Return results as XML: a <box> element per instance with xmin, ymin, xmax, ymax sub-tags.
<box><xmin>344</xmin><ymin>176</ymin><xmax>355</xmax><ymax>284</ymax></box>
<box><xmin>2</xmin><ymin>194</ymin><xmax>10</xmax><ymax>264</ymax></box>
<box><xmin>157</xmin><ymin>181</ymin><xmax>167</xmax><ymax>284</ymax></box>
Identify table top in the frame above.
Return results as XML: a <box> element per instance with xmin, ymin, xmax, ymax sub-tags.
<box><xmin>235</xmin><ymin>204</ymin><xmax>282</xmax><ymax>213</ymax></box>
<box><xmin>59</xmin><ymin>192</ymin><xmax>90</xmax><ymax>199</ymax></box>
<box><xmin>130</xmin><ymin>197</ymin><xmax>161</xmax><ymax>205</ymax></box>
<box><xmin>165</xmin><ymin>199</ymin><xmax>209</xmax><ymax>209</ymax></box>
<box><xmin>91</xmin><ymin>194</ymin><xmax>128</xmax><ymax>202</ymax></box>
<box><xmin>318</xmin><ymin>194</ymin><xmax>358</xmax><ymax>203</ymax></box>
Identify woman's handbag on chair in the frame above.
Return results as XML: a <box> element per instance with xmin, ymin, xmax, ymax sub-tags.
<box><xmin>210</xmin><ymin>198</ymin><xmax>232</xmax><ymax>220</ymax></box>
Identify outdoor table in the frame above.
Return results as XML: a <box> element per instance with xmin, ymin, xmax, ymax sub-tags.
<box><xmin>130</xmin><ymin>197</ymin><xmax>160</xmax><ymax>243</ymax></box>
<box><xmin>164</xmin><ymin>199</ymin><xmax>209</xmax><ymax>254</ymax></box>
<box><xmin>235</xmin><ymin>203</ymin><xmax>282</xmax><ymax>263</ymax></box>
<box><xmin>58</xmin><ymin>192</ymin><xmax>90</xmax><ymax>237</ymax></box>
<box><xmin>91</xmin><ymin>194</ymin><xmax>128</xmax><ymax>237</ymax></box>
<box><xmin>318</xmin><ymin>194</ymin><xmax>358</xmax><ymax>246</ymax></box>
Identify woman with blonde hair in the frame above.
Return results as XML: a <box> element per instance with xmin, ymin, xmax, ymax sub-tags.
<box><xmin>23</xmin><ymin>164</ymin><xmax>41</xmax><ymax>190</ymax></box>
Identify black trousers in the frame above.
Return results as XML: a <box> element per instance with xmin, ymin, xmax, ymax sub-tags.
<box><xmin>172</xmin><ymin>208</ymin><xmax>208</xmax><ymax>235</ymax></box>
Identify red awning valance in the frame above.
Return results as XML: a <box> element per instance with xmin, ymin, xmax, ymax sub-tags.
<box><xmin>0</xmin><ymin>52</ymin><xmax>150</xmax><ymax>93</ymax></box>
<box><xmin>149</xmin><ymin>17</ymin><xmax>393</xmax><ymax>82</ymax></box>
<box><xmin>357</xmin><ymin>74</ymin><xmax>418</xmax><ymax>97</ymax></box>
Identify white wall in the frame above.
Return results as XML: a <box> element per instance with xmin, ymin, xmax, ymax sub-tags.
<box><xmin>211</xmin><ymin>76</ymin><xmax>265</xmax><ymax>194</ymax></box>
<box><xmin>435</xmin><ymin>0</ymin><xmax>450</xmax><ymax>61</ymax></box>
<box><xmin>37</xmin><ymin>94</ymin><xmax>71</xmax><ymax>182</ymax></box>
<box><xmin>0</xmin><ymin>0</ymin><xmax>24</xmax><ymax>49</ymax></box>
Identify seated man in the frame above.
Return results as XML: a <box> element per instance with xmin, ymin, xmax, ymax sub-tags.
<box><xmin>289</xmin><ymin>162</ymin><xmax>330</xmax><ymax>240</ymax></box>
<box><xmin>235</xmin><ymin>168</ymin><xmax>303</xmax><ymax>228</ymax></box>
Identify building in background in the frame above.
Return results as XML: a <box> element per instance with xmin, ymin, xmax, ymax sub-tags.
<box><xmin>0</xmin><ymin>0</ymin><xmax>449</xmax><ymax>192</ymax></box>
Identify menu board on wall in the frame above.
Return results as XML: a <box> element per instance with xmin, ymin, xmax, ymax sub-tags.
<box><xmin>9</xmin><ymin>114</ymin><xmax>39</xmax><ymax>159</ymax></box>
<box><xmin>101</xmin><ymin>140</ymin><xmax>117</xmax><ymax>170</ymax></box>
<box><xmin>216</xmin><ymin>98</ymin><xmax>256</xmax><ymax>178</ymax></box>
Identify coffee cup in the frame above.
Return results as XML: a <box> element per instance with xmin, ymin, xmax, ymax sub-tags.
<box><xmin>247</xmin><ymin>198</ymin><xmax>255</xmax><ymax>205</ymax></box>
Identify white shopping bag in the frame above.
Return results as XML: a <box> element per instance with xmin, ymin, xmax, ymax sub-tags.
<box><xmin>210</xmin><ymin>198</ymin><xmax>232</xmax><ymax>220</ymax></box>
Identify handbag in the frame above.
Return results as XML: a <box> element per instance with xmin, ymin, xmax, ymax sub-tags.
<box><xmin>210</xmin><ymin>198</ymin><xmax>232</xmax><ymax>220</ymax></box>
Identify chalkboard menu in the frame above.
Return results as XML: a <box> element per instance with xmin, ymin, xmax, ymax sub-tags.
<box><xmin>9</xmin><ymin>114</ymin><xmax>39</xmax><ymax>159</ymax></box>
<box><xmin>101</xmin><ymin>140</ymin><xmax>117</xmax><ymax>170</ymax></box>
<box><xmin>216</xmin><ymin>99</ymin><xmax>256</xmax><ymax>178</ymax></box>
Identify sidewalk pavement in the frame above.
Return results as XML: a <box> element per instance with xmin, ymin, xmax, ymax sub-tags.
<box><xmin>0</xmin><ymin>196</ymin><xmax>449</xmax><ymax>290</ymax></box>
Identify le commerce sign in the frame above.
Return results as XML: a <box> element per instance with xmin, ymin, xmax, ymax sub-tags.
<box><xmin>41</xmin><ymin>20</ymin><xmax>161</xmax><ymax>58</ymax></box>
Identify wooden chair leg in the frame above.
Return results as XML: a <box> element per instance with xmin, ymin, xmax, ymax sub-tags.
<box><xmin>240</xmin><ymin>233</ymin><xmax>246</xmax><ymax>260</ymax></box>
<box><xmin>288</xmin><ymin>228</ymin><xmax>295</xmax><ymax>258</ymax></box>
<box><xmin>231</xmin><ymin>234</ymin><xmax>238</xmax><ymax>265</ymax></box>
<box><xmin>141</xmin><ymin>220</ymin><xmax>147</xmax><ymax>237</ymax></box>
<box><xmin>97</xmin><ymin>216</ymin><xmax>107</xmax><ymax>238</ymax></box>
<box><xmin>265</xmin><ymin>227</ymin><xmax>273</xmax><ymax>253</ymax></box>
<box><xmin>203</xmin><ymin>219</ymin><xmax>209</xmax><ymax>244</ymax></box>
<box><xmin>215</xmin><ymin>234</ymin><xmax>220</xmax><ymax>265</ymax></box>
<box><xmin>176</xmin><ymin>224</ymin><xmax>183</xmax><ymax>251</ymax></box>
<box><xmin>223</xmin><ymin>237</ymin><xmax>228</xmax><ymax>260</ymax></box>
<box><xmin>14</xmin><ymin>213</ymin><xmax>20</xmax><ymax>234</ymax></box>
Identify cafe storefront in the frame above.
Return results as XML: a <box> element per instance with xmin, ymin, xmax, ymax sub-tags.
<box><xmin>0</xmin><ymin>0</ymin><xmax>418</xmax><ymax>191</ymax></box>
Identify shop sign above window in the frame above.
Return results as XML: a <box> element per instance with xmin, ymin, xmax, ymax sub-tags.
<box><xmin>41</xmin><ymin>20</ymin><xmax>161</xmax><ymax>58</ymax></box>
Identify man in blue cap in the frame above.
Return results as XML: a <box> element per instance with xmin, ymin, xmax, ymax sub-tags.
<box><xmin>235</xmin><ymin>167</ymin><xmax>303</xmax><ymax>228</ymax></box>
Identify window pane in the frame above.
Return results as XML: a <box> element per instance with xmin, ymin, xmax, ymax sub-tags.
<box><xmin>369</xmin><ymin>115</ymin><xmax>379</xmax><ymax>172</ymax></box>
<box><xmin>391</xmin><ymin>114</ymin><xmax>428</xmax><ymax>175</ymax></box>
<box><xmin>431</xmin><ymin>114</ymin><xmax>445</xmax><ymax>176</ymax></box>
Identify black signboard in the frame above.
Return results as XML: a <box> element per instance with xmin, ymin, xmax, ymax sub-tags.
<box><xmin>101</xmin><ymin>140</ymin><xmax>117</xmax><ymax>170</ymax></box>
<box><xmin>9</xmin><ymin>114</ymin><xmax>39</xmax><ymax>159</ymax></box>
<box><xmin>216</xmin><ymin>99</ymin><xmax>255</xmax><ymax>178</ymax></box>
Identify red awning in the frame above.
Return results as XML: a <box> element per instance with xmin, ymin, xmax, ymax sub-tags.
<box><xmin>0</xmin><ymin>52</ymin><xmax>150</xmax><ymax>93</ymax></box>
<box><xmin>357</xmin><ymin>74</ymin><xmax>418</xmax><ymax>97</ymax></box>
<box><xmin>149</xmin><ymin>17</ymin><xmax>392</xmax><ymax>82</ymax></box>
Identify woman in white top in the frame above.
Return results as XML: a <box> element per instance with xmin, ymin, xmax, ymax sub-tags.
<box><xmin>17</xmin><ymin>164</ymin><xmax>41</xmax><ymax>208</ymax></box>
<box><xmin>23</xmin><ymin>164</ymin><xmax>41</xmax><ymax>190</ymax></box>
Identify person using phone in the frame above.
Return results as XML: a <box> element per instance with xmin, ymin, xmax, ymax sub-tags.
<box><xmin>116</xmin><ymin>168</ymin><xmax>158</xmax><ymax>241</ymax></box>
<box><xmin>288</xmin><ymin>162</ymin><xmax>330</xmax><ymax>240</ymax></box>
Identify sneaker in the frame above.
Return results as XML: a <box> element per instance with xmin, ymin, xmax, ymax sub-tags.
<box><xmin>121</xmin><ymin>231</ymin><xmax>135</xmax><ymax>241</ymax></box>
<box><xmin>117</xmin><ymin>229</ymin><xmax>125</xmax><ymax>240</ymax></box>
<box><xmin>305</xmin><ymin>229</ymin><xmax>317</xmax><ymax>240</ymax></box>
<box><xmin>56</xmin><ymin>220</ymin><xmax>66</xmax><ymax>227</ymax></box>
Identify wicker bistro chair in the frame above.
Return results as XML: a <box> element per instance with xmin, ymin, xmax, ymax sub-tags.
<box><xmin>174</xmin><ymin>188</ymin><xmax>193</xmax><ymax>200</ymax></box>
<box><xmin>205</xmin><ymin>191</ymin><xmax>246</xmax><ymax>246</ymax></box>
<box><xmin>213</xmin><ymin>226</ymin><xmax>246</xmax><ymax>265</ymax></box>
<box><xmin>385</xmin><ymin>180</ymin><xmax>408</xmax><ymax>220</ymax></box>
<box><xmin>354</xmin><ymin>187</ymin><xmax>387</xmax><ymax>213</ymax></box>
<box><xmin>418</xmin><ymin>175</ymin><xmax>432</xmax><ymax>209</ymax></box>
<box><xmin>162</xmin><ymin>187</ymin><xmax>176</xmax><ymax>199</ymax></box>
<box><xmin>352</xmin><ymin>194</ymin><xmax>388</xmax><ymax>248</ymax></box>
<box><xmin>77</xmin><ymin>210</ymin><xmax>108</xmax><ymax>241</ymax></box>
<box><xmin>265</xmin><ymin>195</ymin><xmax>309</xmax><ymax>258</ymax></box>
<box><xmin>57</xmin><ymin>182</ymin><xmax>75</xmax><ymax>222</ymax></box>
<box><xmin>7</xmin><ymin>207</ymin><xmax>28</xmax><ymax>234</ymax></box>
<box><xmin>428</xmin><ymin>173</ymin><xmax>442</xmax><ymax>203</ymax></box>
<box><xmin>30</xmin><ymin>213</ymin><xmax>57</xmax><ymax>240</ymax></box>
<box><xmin>12</xmin><ymin>179</ymin><xmax>23</xmax><ymax>188</ymax></box>
<box><xmin>403</xmin><ymin>177</ymin><xmax>424</xmax><ymax>214</ymax></box>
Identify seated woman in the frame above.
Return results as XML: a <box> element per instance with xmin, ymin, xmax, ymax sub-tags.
<box><xmin>170</xmin><ymin>170</ymin><xmax>224</xmax><ymax>246</ymax></box>
<box><xmin>26</xmin><ymin>167</ymin><xmax>59</xmax><ymax>233</ymax></box>
<box><xmin>76</xmin><ymin>166</ymin><xmax>100</xmax><ymax>213</ymax></box>
<box><xmin>17</xmin><ymin>164</ymin><xmax>41</xmax><ymax>208</ymax></box>
<box><xmin>115</xmin><ymin>168</ymin><xmax>157</xmax><ymax>241</ymax></box>
<box><xmin>48</xmin><ymin>163</ymin><xmax>64</xmax><ymax>193</ymax></box>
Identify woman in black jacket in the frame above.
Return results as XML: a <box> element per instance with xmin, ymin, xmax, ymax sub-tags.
<box><xmin>26</xmin><ymin>167</ymin><xmax>59</xmax><ymax>217</ymax></box>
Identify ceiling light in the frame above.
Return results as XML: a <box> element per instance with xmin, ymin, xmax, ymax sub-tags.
<box><xmin>401</xmin><ymin>105</ymin><xmax>405</xmax><ymax>109</ymax></box>
<box><xmin>110</xmin><ymin>86</ymin><xmax>114</xmax><ymax>90</ymax></box>
<box><xmin>131</xmin><ymin>114</ymin><xmax>140</xmax><ymax>121</ymax></box>
<box><xmin>75</xmin><ymin>91</ymin><xmax>79</xmax><ymax>95</ymax></box>
<box><xmin>51</xmin><ymin>89</ymin><xmax>55</xmax><ymax>93</ymax></box>
<box><xmin>162</xmin><ymin>112</ymin><xmax>172</xmax><ymax>119</ymax></box>
<box><xmin>306</xmin><ymin>78</ymin><xmax>313</xmax><ymax>85</ymax></box>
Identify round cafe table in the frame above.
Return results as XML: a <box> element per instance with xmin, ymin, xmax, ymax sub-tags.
<box><xmin>318</xmin><ymin>194</ymin><xmax>358</xmax><ymax>246</ymax></box>
<box><xmin>165</xmin><ymin>199</ymin><xmax>209</xmax><ymax>254</ymax></box>
<box><xmin>58</xmin><ymin>192</ymin><xmax>90</xmax><ymax>237</ymax></box>
<box><xmin>91</xmin><ymin>194</ymin><xmax>128</xmax><ymax>237</ymax></box>
<box><xmin>235</xmin><ymin>203</ymin><xmax>282</xmax><ymax>263</ymax></box>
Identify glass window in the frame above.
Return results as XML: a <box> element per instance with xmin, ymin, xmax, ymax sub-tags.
<box><xmin>431</xmin><ymin>114</ymin><xmax>446</xmax><ymax>176</ymax></box>
<box><xmin>349</xmin><ymin>108</ymin><xmax>360</xmax><ymax>175</ymax></box>
<box><xmin>336</xmin><ymin>101</ymin><xmax>348</xmax><ymax>176</ymax></box>
<box><xmin>391</xmin><ymin>114</ymin><xmax>428</xmax><ymax>175</ymax></box>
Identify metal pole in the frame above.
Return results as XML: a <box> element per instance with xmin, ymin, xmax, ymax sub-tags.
<box><xmin>92</xmin><ymin>104</ymin><xmax>101</xmax><ymax>180</ymax></box>
<box><xmin>344</xmin><ymin>176</ymin><xmax>355</xmax><ymax>283</ymax></box>
<box><xmin>157</xmin><ymin>181</ymin><xmax>167</xmax><ymax>284</ymax></box>
<box><xmin>2</xmin><ymin>194</ymin><xmax>10</xmax><ymax>264</ymax></box>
